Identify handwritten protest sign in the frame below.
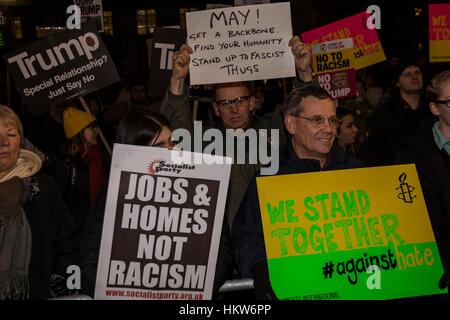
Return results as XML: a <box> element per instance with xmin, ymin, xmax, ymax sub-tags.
<box><xmin>186</xmin><ymin>2</ymin><xmax>295</xmax><ymax>85</ymax></box>
<box><xmin>74</xmin><ymin>0</ymin><xmax>104</xmax><ymax>32</ymax></box>
<box><xmin>257</xmin><ymin>164</ymin><xmax>446</xmax><ymax>300</ymax></box>
<box><xmin>312</xmin><ymin>38</ymin><xmax>356</xmax><ymax>99</ymax></box>
<box><xmin>429</xmin><ymin>4</ymin><xmax>450</xmax><ymax>63</ymax></box>
<box><xmin>95</xmin><ymin>144</ymin><xmax>231</xmax><ymax>300</ymax></box>
<box><xmin>3</xmin><ymin>22</ymin><xmax>119</xmax><ymax>116</ymax></box>
<box><xmin>301</xmin><ymin>11</ymin><xmax>386</xmax><ymax>70</ymax></box>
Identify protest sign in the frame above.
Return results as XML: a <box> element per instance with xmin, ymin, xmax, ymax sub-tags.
<box><xmin>257</xmin><ymin>164</ymin><xmax>446</xmax><ymax>300</ymax></box>
<box><xmin>311</xmin><ymin>38</ymin><xmax>356</xmax><ymax>99</ymax></box>
<box><xmin>186</xmin><ymin>2</ymin><xmax>295</xmax><ymax>85</ymax></box>
<box><xmin>95</xmin><ymin>144</ymin><xmax>231</xmax><ymax>300</ymax></box>
<box><xmin>234</xmin><ymin>0</ymin><xmax>270</xmax><ymax>5</ymax></box>
<box><xmin>3</xmin><ymin>22</ymin><xmax>119</xmax><ymax>116</ymax></box>
<box><xmin>429</xmin><ymin>4</ymin><xmax>450</xmax><ymax>63</ymax></box>
<box><xmin>74</xmin><ymin>0</ymin><xmax>104</xmax><ymax>32</ymax></box>
<box><xmin>301</xmin><ymin>11</ymin><xmax>386</xmax><ymax>70</ymax></box>
<box><xmin>148</xmin><ymin>28</ymin><xmax>186</xmax><ymax>97</ymax></box>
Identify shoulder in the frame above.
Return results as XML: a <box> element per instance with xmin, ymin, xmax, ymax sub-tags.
<box><xmin>330</xmin><ymin>144</ymin><xmax>366</xmax><ymax>169</ymax></box>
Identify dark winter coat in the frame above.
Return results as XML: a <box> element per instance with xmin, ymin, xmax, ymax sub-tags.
<box><xmin>368</xmin><ymin>90</ymin><xmax>434</xmax><ymax>166</ymax></box>
<box><xmin>231</xmin><ymin>142</ymin><xmax>365</xmax><ymax>299</ymax></box>
<box><xmin>396</xmin><ymin>124</ymin><xmax>450</xmax><ymax>291</ymax></box>
<box><xmin>23</xmin><ymin>172</ymin><xmax>77</xmax><ymax>299</ymax></box>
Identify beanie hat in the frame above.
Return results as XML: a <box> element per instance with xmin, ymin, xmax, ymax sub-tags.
<box><xmin>63</xmin><ymin>107</ymin><xmax>96</xmax><ymax>139</ymax></box>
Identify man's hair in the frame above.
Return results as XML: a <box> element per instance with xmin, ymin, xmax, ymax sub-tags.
<box><xmin>212</xmin><ymin>81</ymin><xmax>253</xmax><ymax>101</ymax></box>
<box><xmin>392</xmin><ymin>59</ymin><xmax>422</xmax><ymax>84</ymax></box>
<box><xmin>282</xmin><ymin>84</ymin><xmax>333</xmax><ymax>117</ymax></box>
<box><xmin>426</xmin><ymin>70</ymin><xmax>450</xmax><ymax>102</ymax></box>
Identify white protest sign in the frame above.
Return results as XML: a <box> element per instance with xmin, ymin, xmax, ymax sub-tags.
<box><xmin>95</xmin><ymin>144</ymin><xmax>231</xmax><ymax>300</ymax></box>
<box><xmin>74</xmin><ymin>0</ymin><xmax>104</xmax><ymax>32</ymax></box>
<box><xmin>186</xmin><ymin>2</ymin><xmax>295</xmax><ymax>85</ymax></box>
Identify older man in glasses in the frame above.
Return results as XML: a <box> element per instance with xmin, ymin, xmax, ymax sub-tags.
<box><xmin>161</xmin><ymin>36</ymin><xmax>314</xmax><ymax>229</ymax></box>
<box><xmin>231</xmin><ymin>84</ymin><xmax>365</xmax><ymax>299</ymax></box>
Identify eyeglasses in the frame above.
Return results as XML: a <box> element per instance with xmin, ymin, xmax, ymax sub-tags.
<box><xmin>215</xmin><ymin>96</ymin><xmax>250</xmax><ymax>109</ymax></box>
<box><xmin>435</xmin><ymin>99</ymin><xmax>450</xmax><ymax>108</ymax></box>
<box><xmin>293</xmin><ymin>114</ymin><xmax>341</xmax><ymax>129</ymax></box>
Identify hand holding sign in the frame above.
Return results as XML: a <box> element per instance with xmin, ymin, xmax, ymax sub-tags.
<box><xmin>288</xmin><ymin>35</ymin><xmax>313</xmax><ymax>82</ymax></box>
<box><xmin>170</xmin><ymin>44</ymin><xmax>193</xmax><ymax>95</ymax></box>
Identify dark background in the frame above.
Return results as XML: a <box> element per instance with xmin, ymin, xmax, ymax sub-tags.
<box><xmin>0</xmin><ymin>0</ymin><xmax>438</xmax><ymax>83</ymax></box>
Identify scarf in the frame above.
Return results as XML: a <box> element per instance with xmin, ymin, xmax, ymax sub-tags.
<box><xmin>0</xmin><ymin>149</ymin><xmax>42</xmax><ymax>300</ymax></box>
<box><xmin>82</xmin><ymin>146</ymin><xmax>107</xmax><ymax>207</ymax></box>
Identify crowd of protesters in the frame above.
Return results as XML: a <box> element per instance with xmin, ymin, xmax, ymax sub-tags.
<box><xmin>0</xmin><ymin>30</ymin><xmax>449</xmax><ymax>300</ymax></box>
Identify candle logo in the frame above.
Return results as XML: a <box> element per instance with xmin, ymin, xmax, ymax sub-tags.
<box><xmin>396</xmin><ymin>172</ymin><xmax>416</xmax><ymax>203</ymax></box>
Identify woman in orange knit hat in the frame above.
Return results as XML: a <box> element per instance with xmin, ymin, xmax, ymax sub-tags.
<box><xmin>47</xmin><ymin>104</ymin><xmax>109</xmax><ymax>258</ymax></box>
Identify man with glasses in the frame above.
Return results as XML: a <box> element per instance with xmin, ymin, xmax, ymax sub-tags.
<box><xmin>369</xmin><ymin>59</ymin><xmax>434</xmax><ymax>165</ymax></box>
<box><xmin>231</xmin><ymin>83</ymin><xmax>364</xmax><ymax>299</ymax></box>
<box><xmin>161</xmin><ymin>36</ymin><xmax>314</xmax><ymax>228</ymax></box>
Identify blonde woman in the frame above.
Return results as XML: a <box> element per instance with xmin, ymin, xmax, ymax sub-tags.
<box><xmin>0</xmin><ymin>105</ymin><xmax>76</xmax><ymax>299</ymax></box>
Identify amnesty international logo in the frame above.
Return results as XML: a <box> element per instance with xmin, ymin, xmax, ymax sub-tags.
<box><xmin>396</xmin><ymin>172</ymin><xmax>416</xmax><ymax>203</ymax></box>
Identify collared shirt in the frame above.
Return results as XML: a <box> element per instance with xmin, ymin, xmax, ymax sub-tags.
<box><xmin>400</xmin><ymin>95</ymin><xmax>422</xmax><ymax>110</ymax></box>
<box><xmin>432</xmin><ymin>121</ymin><xmax>450</xmax><ymax>157</ymax></box>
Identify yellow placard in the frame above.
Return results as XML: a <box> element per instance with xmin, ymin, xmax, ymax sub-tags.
<box><xmin>257</xmin><ymin>164</ymin><xmax>436</xmax><ymax>260</ymax></box>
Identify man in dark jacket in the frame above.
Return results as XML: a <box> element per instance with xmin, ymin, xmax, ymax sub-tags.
<box><xmin>369</xmin><ymin>60</ymin><xmax>434</xmax><ymax>165</ymax></box>
<box><xmin>231</xmin><ymin>84</ymin><xmax>364</xmax><ymax>299</ymax></box>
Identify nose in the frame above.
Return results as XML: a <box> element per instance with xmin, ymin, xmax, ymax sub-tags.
<box><xmin>229</xmin><ymin>102</ymin><xmax>239</xmax><ymax>113</ymax></box>
<box><xmin>0</xmin><ymin>133</ymin><xmax>9</xmax><ymax>146</ymax></box>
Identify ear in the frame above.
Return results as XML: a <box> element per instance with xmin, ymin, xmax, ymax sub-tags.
<box><xmin>284</xmin><ymin>115</ymin><xmax>297</xmax><ymax>135</ymax></box>
<box><xmin>430</xmin><ymin>102</ymin><xmax>441</xmax><ymax>117</ymax></box>
<box><xmin>212</xmin><ymin>102</ymin><xmax>221</xmax><ymax>117</ymax></box>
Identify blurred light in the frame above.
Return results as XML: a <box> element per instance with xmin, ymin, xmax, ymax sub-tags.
<box><xmin>414</xmin><ymin>8</ymin><xmax>423</xmax><ymax>17</ymax></box>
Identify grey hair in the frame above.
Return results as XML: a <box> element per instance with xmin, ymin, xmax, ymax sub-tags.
<box><xmin>281</xmin><ymin>84</ymin><xmax>333</xmax><ymax>117</ymax></box>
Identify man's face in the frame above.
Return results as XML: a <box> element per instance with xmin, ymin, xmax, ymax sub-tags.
<box><xmin>397</xmin><ymin>66</ymin><xmax>423</xmax><ymax>94</ymax></box>
<box><xmin>131</xmin><ymin>85</ymin><xmax>147</xmax><ymax>104</ymax></box>
<box><xmin>284</xmin><ymin>96</ymin><xmax>336</xmax><ymax>162</ymax></box>
<box><xmin>332</xmin><ymin>73</ymin><xmax>349</xmax><ymax>89</ymax></box>
<box><xmin>213</xmin><ymin>84</ymin><xmax>254</xmax><ymax>130</ymax></box>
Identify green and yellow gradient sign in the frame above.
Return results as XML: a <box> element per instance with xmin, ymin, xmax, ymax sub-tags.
<box><xmin>257</xmin><ymin>164</ymin><xmax>446</xmax><ymax>300</ymax></box>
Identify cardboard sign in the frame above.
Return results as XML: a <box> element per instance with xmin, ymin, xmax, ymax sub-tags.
<box><xmin>3</xmin><ymin>22</ymin><xmax>119</xmax><ymax>116</ymax></box>
<box><xmin>312</xmin><ymin>38</ymin><xmax>356</xmax><ymax>99</ymax></box>
<box><xmin>257</xmin><ymin>164</ymin><xmax>446</xmax><ymax>300</ymax></box>
<box><xmin>95</xmin><ymin>144</ymin><xmax>231</xmax><ymax>300</ymax></box>
<box><xmin>429</xmin><ymin>4</ymin><xmax>450</xmax><ymax>63</ymax></box>
<box><xmin>74</xmin><ymin>0</ymin><xmax>104</xmax><ymax>32</ymax></box>
<box><xmin>148</xmin><ymin>28</ymin><xmax>186</xmax><ymax>98</ymax></box>
<box><xmin>301</xmin><ymin>11</ymin><xmax>386</xmax><ymax>70</ymax></box>
<box><xmin>234</xmin><ymin>0</ymin><xmax>270</xmax><ymax>5</ymax></box>
<box><xmin>186</xmin><ymin>2</ymin><xmax>295</xmax><ymax>85</ymax></box>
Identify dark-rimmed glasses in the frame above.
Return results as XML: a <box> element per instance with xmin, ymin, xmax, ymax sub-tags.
<box><xmin>215</xmin><ymin>96</ymin><xmax>250</xmax><ymax>109</ymax></box>
<box><xmin>435</xmin><ymin>99</ymin><xmax>450</xmax><ymax>108</ymax></box>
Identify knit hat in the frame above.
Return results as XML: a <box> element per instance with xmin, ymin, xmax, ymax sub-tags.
<box><xmin>63</xmin><ymin>108</ymin><xmax>96</xmax><ymax>139</ymax></box>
